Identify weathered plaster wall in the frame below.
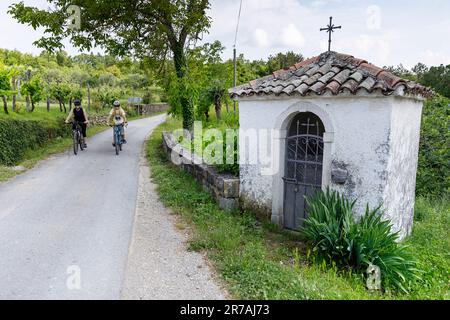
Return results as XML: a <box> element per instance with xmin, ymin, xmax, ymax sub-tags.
<box><xmin>239</xmin><ymin>94</ymin><xmax>422</xmax><ymax>239</ymax></box>
<box><xmin>383</xmin><ymin>98</ymin><xmax>423</xmax><ymax>239</ymax></box>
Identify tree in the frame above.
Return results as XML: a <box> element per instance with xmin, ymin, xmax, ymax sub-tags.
<box><xmin>41</xmin><ymin>68</ymin><xmax>65</xmax><ymax>112</ymax></box>
<box><xmin>21</xmin><ymin>78</ymin><xmax>43</xmax><ymax>112</ymax></box>
<box><xmin>9</xmin><ymin>66</ymin><xmax>24</xmax><ymax>112</ymax></box>
<box><xmin>0</xmin><ymin>68</ymin><xmax>12</xmax><ymax>114</ymax></box>
<box><xmin>419</xmin><ymin>65</ymin><xmax>450</xmax><ymax>98</ymax></box>
<box><xmin>168</xmin><ymin>41</ymin><xmax>232</xmax><ymax>120</ymax></box>
<box><xmin>51</xmin><ymin>82</ymin><xmax>71</xmax><ymax>113</ymax></box>
<box><xmin>96</xmin><ymin>87</ymin><xmax>119</xmax><ymax>108</ymax></box>
<box><xmin>9</xmin><ymin>0</ymin><xmax>212</xmax><ymax>129</ymax></box>
<box><xmin>198</xmin><ymin>80</ymin><xmax>227</xmax><ymax>120</ymax></box>
<box><xmin>412</xmin><ymin>63</ymin><xmax>429</xmax><ymax>78</ymax></box>
<box><xmin>383</xmin><ymin>64</ymin><xmax>416</xmax><ymax>81</ymax></box>
<box><xmin>267</xmin><ymin>51</ymin><xmax>304</xmax><ymax>73</ymax></box>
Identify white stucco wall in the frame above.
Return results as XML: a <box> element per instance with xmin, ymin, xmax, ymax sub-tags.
<box><xmin>238</xmin><ymin>93</ymin><xmax>423</xmax><ymax>239</ymax></box>
<box><xmin>383</xmin><ymin>98</ymin><xmax>423</xmax><ymax>239</ymax></box>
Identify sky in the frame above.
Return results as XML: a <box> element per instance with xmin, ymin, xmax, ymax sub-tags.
<box><xmin>1</xmin><ymin>0</ymin><xmax>449</xmax><ymax>68</ymax></box>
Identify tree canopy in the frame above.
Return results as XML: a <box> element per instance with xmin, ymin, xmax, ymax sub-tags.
<box><xmin>9</xmin><ymin>0</ymin><xmax>212</xmax><ymax>129</ymax></box>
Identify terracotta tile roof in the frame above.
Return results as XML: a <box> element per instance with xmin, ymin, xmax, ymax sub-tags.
<box><xmin>229</xmin><ymin>51</ymin><xmax>434</xmax><ymax>99</ymax></box>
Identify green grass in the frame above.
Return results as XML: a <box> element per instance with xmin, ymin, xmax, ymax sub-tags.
<box><xmin>147</xmin><ymin>118</ymin><xmax>449</xmax><ymax>300</ymax></box>
<box><xmin>405</xmin><ymin>197</ymin><xmax>450</xmax><ymax>299</ymax></box>
<box><xmin>0</xmin><ymin>104</ymin><xmax>67</xmax><ymax>122</ymax></box>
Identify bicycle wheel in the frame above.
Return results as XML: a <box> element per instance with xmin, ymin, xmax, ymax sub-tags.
<box><xmin>114</xmin><ymin>132</ymin><xmax>120</xmax><ymax>155</ymax></box>
<box><xmin>79</xmin><ymin>133</ymin><xmax>85</xmax><ymax>151</ymax></box>
<box><xmin>73</xmin><ymin>131</ymin><xmax>79</xmax><ymax>155</ymax></box>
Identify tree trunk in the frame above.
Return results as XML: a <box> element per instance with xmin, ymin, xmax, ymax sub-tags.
<box><xmin>59</xmin><ymin>100</ymin><xmax>63</xmax><ymax>112</ymax></box>
<box><xmin>2</xmin><ymin>96</ymin><xmax>8</xmax><ymax>114</ymax></box>
<box><xmin>214</xmin><ymin>99</ymin><xmax>222</xmax><ymax>120</ymax></box>
<box><xmin>12</xmin><ymin>76</ymin><xmax>17</xmax><ymax>112</ymax></box>
<box><xmin>47</xmin><ymin>97</ymin><xmax>50</xmax><ymax>112</ymax></box>
<box><xmin>31</xmin><ymin>101</ymin><xmax>35</xmax><ymax>112</ymax></box>
<box><xmin>62</xmin><ymin>102</ymin><xmax>67</xmax><ymax>113</ymax></box>
<box><xmin>172</xmin><ymin>43</ymin><xmax>194</xmax><ymax>130</ymax></box>
<box><xmin>12</xmin><ymin>95</ymin><xmax>16</xmax><ymax>112</ymax></box>
<box><xmin>69</xmin><ymin>97</ymin><xmax>73</xmax><ymax>111</ymax></box>
<box><xmin>26</xmin><ymin>95</ymin><xmax>30</xmax><ymax>112</ymax></box>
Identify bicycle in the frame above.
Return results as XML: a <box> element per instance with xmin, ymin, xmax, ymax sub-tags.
<box><xmin>111</xmin><ymin>122</ymin><xmax>127</xmax><ymax>155</ymax></box>
<box><xmin>67</xmin><ymin>120</ymin><xmax>85</xmax><ymax>155</ymax></box>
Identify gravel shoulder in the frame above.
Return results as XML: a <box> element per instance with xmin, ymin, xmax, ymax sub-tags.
<box><xmin>120</xmin><ymin>141</ymin><xmax>228</xmax><ymax>300</ymax></box>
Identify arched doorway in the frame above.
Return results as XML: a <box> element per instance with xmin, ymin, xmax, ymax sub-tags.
<box><xmin>283</xmin><ymin>112</ymin><xmax>325</xmax><ymax>230</ymax></box>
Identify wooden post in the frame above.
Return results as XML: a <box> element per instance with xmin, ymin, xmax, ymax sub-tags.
<box><xmin>12</xmin><ymin>76</ymin><xmax>17</xmax><ymax>112</ymax></box>
<box><xmin>87</xmin><ymin>83</ymin><xmax>91</xmax><ymax>112</ymax></box>
<box><xmin>25</xmin><ymin>96</ymin><xmax>30</xmax><ymax>113</ymax></box>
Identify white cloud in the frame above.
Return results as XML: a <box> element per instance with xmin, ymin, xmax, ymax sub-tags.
<box><xmin>280</xmin><ymin>24</ymin><xmax>305</xmax><ymax>48</ymax></box>
<box><xmin>0</xmin><ymin>0</ymin><xmax>449</xmax><ymax>68</ymax></box>
<box><xmin>332</xmin><ymin>33</ymin><xmax>395</xmax><ymax>65</ymax></box>
<box><xmin>253</xmin><ymin>29</ymin><xmax>270</xmax><ymax>47</ymax></box>
<box><xmin>420</xmin><ymin>50</ymin><xmax>450</xmax><ymax>66</ymax></box>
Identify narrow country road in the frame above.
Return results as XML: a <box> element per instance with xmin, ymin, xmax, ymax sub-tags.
<box><xmin>0</xmin><ymin>114</ymin><xmax>176</xmax><ymax>299</ymax></box>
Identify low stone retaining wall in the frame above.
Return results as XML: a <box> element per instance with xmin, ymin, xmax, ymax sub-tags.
<box><xmin>162</xmin><ymin>132</ymin><xmax>240</xmax><ymax>211</ymax></box>
<box><xmin>131</xmin><ymin>104</ymin><xmax>169</xmax><ymax>116</ymax></box>
<box><xmin>89</xmin><ymin>115</ymin><xmax>109</xmax><ymax>126</ymax></box>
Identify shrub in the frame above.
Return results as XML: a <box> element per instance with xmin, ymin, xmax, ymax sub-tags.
<box><xmin>142</xmin><ymin>90</ymin><xmax>153</xmax><ymax>104</ymax></box>
<box><xmin>303</xmin><ymin>189</ymin><xmax>420</xmax><ymax>293</ymax></box>
<box><xmin>302</xmin><ymin>190</ymin><xmax>356</xmax><ymax>267</ymax></box>
<box><xmin>0</xmin><ymin>118</ymin><xmax>69</xmax><ymax>165</ymax></box>
<box><xmin>416</xmin><ymin>95</ymin><xmax>450</xmax><ymax>197</ymax></box>
<box><xmin>124</xmin><ymin>106</ymin><xmax>139</xmax><ymax>118</ymax></box>
<box><xmin>350</xmin><ymin>208</ymin><xmax>420</xmax><ymax>293</ymax></box>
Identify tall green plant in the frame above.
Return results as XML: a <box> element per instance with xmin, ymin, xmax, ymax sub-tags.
<box><xmin>303</xmin><ymin>189</ymin><xmax>420</xmax><ymax>293</ymax></box>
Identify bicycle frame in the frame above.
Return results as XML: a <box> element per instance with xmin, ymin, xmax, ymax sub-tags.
<box><xmin>71</xmin><ymin>121</ymin><xmax>84</xmax><ymax>155</ymax></box>
<box><xmin>113</xmin><ymin>124</ymin><xmax>124</xmax><ymax>155</ymax></box>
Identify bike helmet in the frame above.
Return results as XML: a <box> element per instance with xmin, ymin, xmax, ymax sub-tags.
<box><xmin>113</xmin><ymin>100</ymin><xmax>121</xmax><ymax>107</ymax></box>
<box><xmin>74</xmin><ymin>99</ymin><xmax>81</xmax><ymax>107</ymax></box>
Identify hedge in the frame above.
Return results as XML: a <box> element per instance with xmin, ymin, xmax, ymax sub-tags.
<box><xmin>0</xmin><ymin>118</ymin><xmax>70</xmax><ymax>166</ymax></box>
<box><xmin>416</xmin><ymin>95</ymin><xmax>450</xmax><ymax>197</ymax></box>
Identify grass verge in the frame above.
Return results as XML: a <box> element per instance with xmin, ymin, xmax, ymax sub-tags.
<box><xmin>147</xmin><ymin>118</ymin><xmax>449</xmax><ymax>300</ymax></box>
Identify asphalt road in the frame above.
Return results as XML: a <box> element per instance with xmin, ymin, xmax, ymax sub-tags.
<box><xmin>0</xmin><ymin>114</ymin><xmax>166</xmax><ymax>299</ymax></box>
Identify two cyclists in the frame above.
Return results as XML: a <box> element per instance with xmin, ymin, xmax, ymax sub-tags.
<box><xmin>65</xmin><ymin>99</ymin><xmax>129</xmax><ymax>151</ymax></box>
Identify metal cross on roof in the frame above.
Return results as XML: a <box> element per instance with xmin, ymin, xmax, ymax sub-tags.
<box><xmin>320</xmin><ymin>16</ymin><xmax>341</xmax><ymax>52</ymax></box>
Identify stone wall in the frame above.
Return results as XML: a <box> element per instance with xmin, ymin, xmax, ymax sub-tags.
<box><xmin>162</xmin><ymin>132</ymin><xmax>240</xmax><ymax>211</ymax></box>
<box><xmin>88</xmin><ymin>104</ymin><xmax>169</xmax><ymax>125</ymax></box>
<box><xmin>131</xmin><ymin>103</ymin><xmax>170</xmax><ymax>116</ymax></box>
<box><xmin>89</xmin><ymin>114</ymin><xmax>109</xmax><ymax>126</ymax></box>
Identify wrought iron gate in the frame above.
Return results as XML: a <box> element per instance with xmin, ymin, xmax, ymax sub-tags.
<box><xmin>283</xmin><ymin>113</ymin><xmax>324</xmax><ymax>230</ymax></box>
